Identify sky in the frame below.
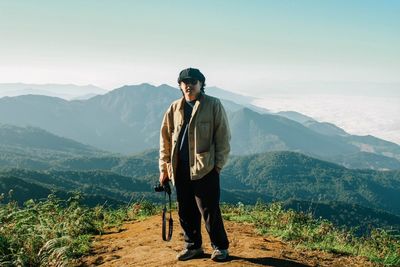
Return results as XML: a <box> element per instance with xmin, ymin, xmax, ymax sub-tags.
<box><xmin>0</xmin><ymin>0</ymin><xmax>399</xmax><ymax>143</ymax></box>
<box><xmin>0</xmin><ymin>0</ymin><xmax>399</xmax><ymax>93</ymax></box>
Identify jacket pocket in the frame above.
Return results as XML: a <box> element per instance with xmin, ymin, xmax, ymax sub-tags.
<box><xmin>195</xmin><ymin>122</ymin><xmax>211</xmax><ymax>153</ymax></box>
<box><xmin>195</xmin><ymin>151</ymin><xmax>210</xmax><ymax>171</ymax></box>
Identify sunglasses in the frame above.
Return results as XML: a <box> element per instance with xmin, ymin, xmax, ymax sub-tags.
<box><xmin>181</xmin><ymin>78</ymin><xmax>198</xmax><ymax>85</ymax></box>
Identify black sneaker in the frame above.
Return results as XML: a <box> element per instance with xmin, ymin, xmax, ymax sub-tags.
<box><xmin>211</xmin><ymin>249</ymin><xmax>229</xmax><ymax>261</ymax></box>
<box><xmin>176</xmin><ymin>248</ymin><xmax>204</xmax><ymax>261</ymax></box>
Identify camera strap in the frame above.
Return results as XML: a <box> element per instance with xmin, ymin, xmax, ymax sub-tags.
<box><xmin>162</xmin><ymin>189</ymin><xmax>173</xmax><ymax>241</ymax></box>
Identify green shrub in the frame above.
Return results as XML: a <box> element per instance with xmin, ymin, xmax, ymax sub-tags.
<box><xmin>221</xmin><ymin>200</ymin><xmax>400</xmax><ymax>266</ymax></box>
<box><xmin>0</xmin><ymin>191</ymin><xmax>160</xmax><ymax>266</ymax></box>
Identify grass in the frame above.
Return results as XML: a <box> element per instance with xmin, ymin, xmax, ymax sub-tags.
<box><xmin>1</xmin><ymin>191</ymin><xmax>399</xmax><ymax>266</ymax></box>
<box><xmin>0</xmin><ymin>190</ymin><xmax>160</xmax><ymax>266</ymax></box>
<box><xmin>221</xmin><ymin>201</ymin><xmax>400</xmax><ymax>266</ymax></box>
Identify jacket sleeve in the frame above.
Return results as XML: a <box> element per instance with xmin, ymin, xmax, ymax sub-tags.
<box><xmin>214</xmin><ymin>99</ymin><xmax>231</xmax><ymax>170</ymax></box>
<box><xmin>159</xmin><ymin>105</ymin><xmax>173</xmax><ymax>173</ymax></box>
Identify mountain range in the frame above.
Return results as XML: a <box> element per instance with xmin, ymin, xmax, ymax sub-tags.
<box><xmin>0</xmin><ymin>83</ymin><xmax>107</xmax><ymax>100</ymax></box>
<box><xmin>0</xmin><ymin>83</ymin><xmax>399</xmax><ymax>170</ymax></box>
<box><xmin>2</xmin><ymin>127</ymin><xmax>399</xmax><ymax>218</ymax></box>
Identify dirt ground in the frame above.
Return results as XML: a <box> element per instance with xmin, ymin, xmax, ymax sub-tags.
<box><xmin>76</xmin><ymin>212</ymin><xmax>374</xmax><ymax>267</ymax></box>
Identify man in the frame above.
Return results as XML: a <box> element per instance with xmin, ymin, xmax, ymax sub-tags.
<box><xmin>159</xmin><ymin>67</ymin><xmax>231</xmax><ymax>261</ymax></box>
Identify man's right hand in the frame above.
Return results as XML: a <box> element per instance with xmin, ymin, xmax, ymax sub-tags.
<box><xmin>159</xmin><ymin>171</ymin><xmax>169</xmax><ymax>185</ymax></box>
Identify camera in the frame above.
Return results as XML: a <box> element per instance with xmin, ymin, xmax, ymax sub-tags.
<box><xmin>154</xmin><ymin>182</ymin><xmax>171</xmax><ymax>195</ymax></box>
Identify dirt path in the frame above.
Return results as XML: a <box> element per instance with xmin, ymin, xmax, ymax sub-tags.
<box><xmin>76</xmin><ymin>212</ymin><xmax>374</xmax><ymax>267</ymax></box>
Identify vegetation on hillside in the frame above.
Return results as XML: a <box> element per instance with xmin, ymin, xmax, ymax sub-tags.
<box><xmin>0</xmin><ymin>191</ymin><xmax>158</xmax><ymax>266</ymax></box>
<box><xmin>224</xmin><ymin>151</ymin><xmax>400</xmax><ymax>216</ymax></box>
<box><xmin>1</xmin><ymin>149</ymin><xmax>400</xmax><ymax>236</ymax></box>
<box><xmin>222</xmin><ymin>201</ymin><xmax>400</xmax><ymax>266</ymax></box>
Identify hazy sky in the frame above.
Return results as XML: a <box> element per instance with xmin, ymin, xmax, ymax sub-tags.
<box><xmin>1</xmin><ymin>0</ymin><xmax>399</xmax><ymax>95</ymax></box>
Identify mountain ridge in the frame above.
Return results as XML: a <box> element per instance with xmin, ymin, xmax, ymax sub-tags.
<box><xmin>0</xmin><ymin>83</ymin><xmax>399</xmax><ymax>170</ymax></box>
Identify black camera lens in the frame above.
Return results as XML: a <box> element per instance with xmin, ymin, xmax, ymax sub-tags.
<box><xmin>154</xmin><ymin>182</ymin><xmax>171</xmax><ymax>195</ymax></box>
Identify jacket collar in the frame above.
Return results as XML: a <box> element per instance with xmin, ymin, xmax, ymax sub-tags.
<box><xmin>177</xmin><ymin>91</ymin><xmax>205</xmax><ymax>111</ymax></box>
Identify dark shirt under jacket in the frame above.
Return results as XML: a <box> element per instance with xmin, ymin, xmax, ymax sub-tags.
<box><xmin>178</xmin><ymin>99</ymin><xmax>196</xmax><ymax>164</ymax></box>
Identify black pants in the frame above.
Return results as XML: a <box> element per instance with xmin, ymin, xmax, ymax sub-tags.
<box><xmin>175</xmin><ymin>161</ymin><xmax>229</xmax><ymax>250</ymax></box>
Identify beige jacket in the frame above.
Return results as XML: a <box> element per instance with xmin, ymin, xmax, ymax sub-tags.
<box><xmin>159</xmin><ymin>92</ymin><xmax>231</xmax><ymax>184</ymax></box>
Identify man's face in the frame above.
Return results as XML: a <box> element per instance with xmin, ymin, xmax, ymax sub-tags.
<box><xmin>179</xmin><ymin>79</ymin><xmax>201</xmax><ymax>99</ymax></box>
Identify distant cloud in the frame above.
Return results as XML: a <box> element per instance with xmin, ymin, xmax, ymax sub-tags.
<box><xmin>253</xmin><ymin>94</ymin><xmax>400</xmax><ymax>145</ymax></box>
